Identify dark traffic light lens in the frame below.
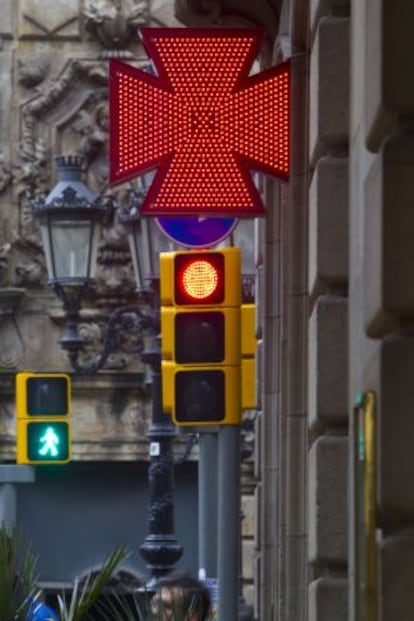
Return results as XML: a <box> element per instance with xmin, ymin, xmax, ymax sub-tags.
<box><xmin>175</xmin><ymin>312</ymin><xmax>225</xmax><ymax>363</ymax></box>
<box><xmin>175</xmin><ymin>371</ymin><xmax>225</xmax><ymax>422</ymax></box>
<box><xmin>27</xmin><ymin>377</ymin><xmax>69</xmax><ymax>416</ymax></box>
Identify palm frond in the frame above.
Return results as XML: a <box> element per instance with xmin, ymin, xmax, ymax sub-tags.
<box><xmin>95</xmin><ymin>589</ymin><xmax>151</xmax><ymax>621</ymax></box>
<box><xmin>0</xmin><ymin>525</ymin><xmax>38</xmax><ymax>621</ymax></box>
<box><xmin>56</xmin><ymin>544</ymin><xmax>129</xmax><ymax>621</ymax></box>
<box><xmin>91</xmin><ymin>586</ymin><xmax>206</xmax><ymax>621</ymax></box>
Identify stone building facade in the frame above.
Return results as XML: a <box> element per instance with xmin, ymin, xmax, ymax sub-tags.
<box><xmin>180</xmin><ymin>0</ymin><xmax>414</xmax><ymax>620</ymax></box>
<box><xmin>0</xmin><ymin>0</ymin><xmax>201</xmax><ymax>585</ymax></box>
<box><xmin>0</xmin><ymin>0</ymin><xmax>256</xmax><ymax>601</ymax></box>
<box><xmin>1</xmin><ymin>0</ymin><xmax>414</xmax><ymax>620</ymax></box>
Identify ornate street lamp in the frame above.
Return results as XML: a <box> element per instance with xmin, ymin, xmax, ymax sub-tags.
<box><xmin>31</xmin><ymin>155</ymin><xmax>110</xmax><ymax>367</ymax></box>
<box><xmin>33</xmin><ymin>155</ymin><xmax>104</xmax><ymax>288</ymax></box>
<box><xmin>32</xmin><ymin>155</ymin><xmax>183</xmax><ymax>585</ymax></box>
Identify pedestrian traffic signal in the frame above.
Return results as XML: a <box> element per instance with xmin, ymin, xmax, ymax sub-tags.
<box><xmin>160</xmin><ymin>248</ymin><xmax>242</xmax><ymax>425</ymax></box>
<box><xmin>16</xmin><ymin>373</ymin><xmax>71</xmax><ymax>464</ymax></box>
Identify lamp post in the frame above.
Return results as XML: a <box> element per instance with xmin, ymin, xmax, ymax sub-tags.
<box><xmin>121</xmin><ymin>187</ymin><xmax>184</xmax><ymax>587</ymax></box>
<box><xmin>32</xmin><ymin>155</ymin><xmax>183</xmax><ymax>584</ymax></box>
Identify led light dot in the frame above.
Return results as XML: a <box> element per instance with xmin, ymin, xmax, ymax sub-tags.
<box><xmin>181</xmin><ymin>259</ymin><xmax>219</xmax><ymax>300</ymax></box>
<box><xmin>111</xmin><ymin>30</ymin><xmax>290</xmax><ymax>212</ymax></box>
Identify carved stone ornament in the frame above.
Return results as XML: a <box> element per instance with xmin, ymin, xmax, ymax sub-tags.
<box><xmin>0</xmin><ymin>245</ymin><xmax>11</xmax><ymax>285</ymax></box>
<box><xmin>0</xmin><ymin>154</ymin><xmax>13</xmax><ymax>194</ymax></box>
<box><xmin>175</xmin><ymin>0</ymin><xmax>221</xmax><ymax>26</ymax></box>
<box><xmin>174</xmin><ymin>0</ymin><xmax>281</xmax><ymax>40</ymax></box>
<box><xmin>76</xmin><ymin>320</ymin><xmax>140</xmax><ymax>370</ymax></box>
<box><xmin>0</xmin><ymin>244</ymin><xmax>11</xmax><ymax>271</ymax></box>
<box><xmin>84</xmin><ymin>0</ymin><xmax>149</xmax><ymax>56</ymax></box>
<box><xmin>17</xmin><ymin>46</ymin><xmax>51</xmax><ymax>88</ymax></box>
<box><xmin>15</xmin><ymin>56</ymin><xmax>141</xmax><ymax>301</ymax></box>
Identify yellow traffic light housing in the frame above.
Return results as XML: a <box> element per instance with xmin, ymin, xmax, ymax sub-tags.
<box><xmin>16</xmin><ymin>372</ymin><xmax>72</xmax><ymax>464</ymax></box>
<box><xmin>160</xmin><ymin>248</ymin><xmax>242</xmax><ymax>426</ymax></box>
<box><xmin>160</xmin><ymin>247</ymin><xmax>241</xmax><ymax>307</ymax></box>
<box><xmin>241</xmin><ymin>304</ymin><xmax>257</xmax><ymax>410</ymax></box>
<box><xmin>161</xmin><ymin>306</ymin><xmax>241</xmax><ymax>364</ymax></box>
<box><xmin>162</xmin><ymin>362</ymin><xmax>241</xmax><ymax>425</ymax></box>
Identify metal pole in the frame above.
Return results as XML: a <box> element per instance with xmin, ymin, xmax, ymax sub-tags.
<box><xmin>0</xmin><ymin>465</ymin><xmax>35</xmax><ymax>533</ymax></box>
<box><xmin>199</xmin><ymin>432</ymin><xmax>218</xmax><ymax>577</ymax></box>
<box><xmin>217</xmin><ymin>425</ymin><xmax>241</xmax><ymax>621</ymax></box>
<box><xmin>139</xmin><ymin>334</ymin><xmax>183</xmax><ymax>588</ymax></box>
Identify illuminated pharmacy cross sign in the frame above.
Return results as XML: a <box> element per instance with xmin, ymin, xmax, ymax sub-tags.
<box><xmin>38</xmin><ymin>426</ymin><xmax>60</xmax><ymax>457</ymax></box>
<box><xmin>109</xmin><ymin>27</ymin><xmax>290</xmax><ymax>217</ymax></box>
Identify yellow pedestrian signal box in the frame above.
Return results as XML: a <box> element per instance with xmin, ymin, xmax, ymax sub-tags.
<box><xmin>160</xmin><ymin>247</ymin><xmax>242</xmax><ymax>425</ymax></box>
<box><xmin>16</xmin><ymin>372</ymin><xmax>72</xmax><ymax>464</ymax></box>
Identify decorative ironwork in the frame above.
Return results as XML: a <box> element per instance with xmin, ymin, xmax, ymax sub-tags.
<box><xmin>52</xmin><ymin>288</ymin><xmax>149</xmax><ymax>374</ymax></box>
<box><xmin>139</xmin><ymin>343</ymin><xmax>184</xmax><ymax>584</ymax></box>
<box><xmin>148</xmin><ymin>493</ymin><xmax>175</xmax><ymax>524</ymax></box>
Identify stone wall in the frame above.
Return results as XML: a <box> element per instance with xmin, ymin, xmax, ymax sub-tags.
<box><xmin>0</xmin><ymin>2</ymin><xmax>259</xmax><ymax>610</ymax></box>
<box><xmin>350</xmin><ymin>0</ymin><xmax>414</xmax><ymax>619</ymax></box>
<box><xmin>308</xmin><ymin>1</ymin><xmax>350</xmax><ymax>619</ymax></box>
<box><xmin>255</xmin><ymin>5</ymin><xmax>310</xmax><ymax>618</ymax></box>
<box><xmin>0</xmin><ymin>1</ymin><xmax>173</xmax><ymax>461</ymax></box>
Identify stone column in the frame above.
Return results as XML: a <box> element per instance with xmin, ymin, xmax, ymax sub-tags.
<box><xmin>351</xmin><ymin>0</ymin><xmax>414</xmax><ymax>619</ymax></box>
<box><xmin>308</xmin><ymin>2</ymin><xmax>351</xmax><ymax>620</ymax></box>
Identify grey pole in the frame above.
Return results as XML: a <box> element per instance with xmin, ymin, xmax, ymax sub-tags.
<box><xmin>0</xmin><ymin>465</ymin><xmax>35</xmax><ymax>533</ymax></box>
<box><xmin>199</xmin><ymin>431</ymin><xmax>218</xmax><ymax>578</ymax></box>
<box><xmin>217</xmin><ymin>425</ymin><xmax>241</xmax><ymax>621</ymax></box>
<box><xmin>0</xmin><ymin>484</ymin><xmax>16</xmax><ymax>531</ymax></box>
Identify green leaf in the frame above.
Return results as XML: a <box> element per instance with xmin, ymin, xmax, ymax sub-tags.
<box><xmin>95</xmin><ymin>589</ymin><xmax>151</xmax><ymax>621</ymax></box>
<box><xmin>0</xmin><ymin>524</ymin><xmax>38</xmax><ymax>621</ymax></box>
<box><xmin>56</xmin><ymin>544</ymin><xmax>129</xmax><ymax>621</ymax></box>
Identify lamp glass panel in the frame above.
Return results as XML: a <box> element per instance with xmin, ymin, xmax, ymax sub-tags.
<box><xmin>129</xmin><ymin>218</ymin><xmax>172</xmax><ymax>289</ymax></box>
<box><xmin>39</xmin><ymin>221</ymin><xmax>54</xmax><ymax>280</ymax></box>
<box><xmin>128</xmin><ymin>221</ymin><xmax>148</xmax><ymax>290</ymax></box>
<box><xmin>149</xmin><ymin>219</ymin><xmax>172</xmax><ymax>277</ymax></box>
<box><xmin>50</xmin><ymin>219</ymin><xmax>97</xmax><ymax>280</ymax></box>
<box><xmin>89</xmin><ymin>220</ymin><xmax>102</xmax><ymax>279</ymax></box>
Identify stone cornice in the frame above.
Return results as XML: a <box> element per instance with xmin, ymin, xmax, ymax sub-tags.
<box><xmin>0</xmin><ymin>288</ymin><xmax>25</xmax><ymax>318</ymax></box>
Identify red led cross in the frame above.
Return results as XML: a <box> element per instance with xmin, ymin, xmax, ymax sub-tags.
<box><xmin>109</xmin><ymin>28</ymin><xmax>290</xmax><ymax>217</ymax></box>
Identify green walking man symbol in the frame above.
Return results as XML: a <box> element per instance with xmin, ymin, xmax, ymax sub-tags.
<box><xmin>38</xmin><ymin>426</ymin><xmax>60</xmax><ymax>457</ymax></box>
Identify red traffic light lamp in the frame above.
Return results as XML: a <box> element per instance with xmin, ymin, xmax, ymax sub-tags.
<box><xmin>174</xmin><ymin>254</ymin><xmax>224</xmax><ymax>304</ymax></box>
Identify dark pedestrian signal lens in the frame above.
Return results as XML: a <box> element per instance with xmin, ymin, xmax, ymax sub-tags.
<box><xmin>175</xmin><ymin>371</ymin><xmax>225</xmax><ymax>422</ymax></box>
<box><xmin>175</xmin><ymin>312</ymin><xmax>225</xmax><ymax>363</ymax></box>
<box><xmin>27</xmin><ymin>377</ymin><xmax>69</xmax><ymax>416</ymax></box>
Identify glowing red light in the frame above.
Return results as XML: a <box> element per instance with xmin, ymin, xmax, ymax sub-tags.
<box><xmin>180</xmin><ymin>260</ymin><xmax>219</xmax><ymax>301</ymax></box>
<box><xmin>175</xmin><ymin>253</ymin><xmax>224</xmax><ymax>304</ymax></box>
<box><xmin>109</xmin><ymin>27</ymin><xmax>290</xmax><ymax>217</ymax></box>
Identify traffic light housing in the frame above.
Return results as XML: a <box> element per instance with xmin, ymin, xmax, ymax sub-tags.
<box><xmin>161</xmin><ymin>247</ymin><xmax>242</xmax><ymax>425</ymax></box>
<box><xmin>16</xmin><ymin>372</ymin><xmax>72</xmax><ymax>464</ymax></box>
<box><xmin>241</xmin><ymin>303</ymin><xmax>257</xmax><ymax>410</ymax></box>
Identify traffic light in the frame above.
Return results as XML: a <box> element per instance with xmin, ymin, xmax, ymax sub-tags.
<box><xmin>160</xmin><ymin>247</ymin><xmax>242</xmax><ymax>425</ymax></box>
<box><xmin>16</xmin><ymin>373</ymin><xmax>71</xmax><ymax>464</ymax></box>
